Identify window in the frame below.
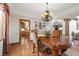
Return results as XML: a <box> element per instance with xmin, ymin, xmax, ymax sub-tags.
<box><xmin>0</xmin><ymin>9</ymin><xmax>3</xmax><ymax>38</ymax></box>
<box><xmin>69</xmin><ymin>20</ymin><xmax>77</xmax><ymax>39</ymax></box>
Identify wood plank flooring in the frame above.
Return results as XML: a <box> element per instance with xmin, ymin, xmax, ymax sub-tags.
<box><xmin>5</xmin><ymin>37</ymin><xmax>33</xmax><ymax>56</ymax></box>
<box><xmin>4</xmin><ymin>37</ymin><xmax>55</xmax><ymax>56</ymax></box>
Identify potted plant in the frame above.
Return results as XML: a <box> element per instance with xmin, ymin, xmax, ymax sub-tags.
<box><xmin>45</xmin><ymin>30</ymin><xmax>50</xmax><ymax>38</ymax></box>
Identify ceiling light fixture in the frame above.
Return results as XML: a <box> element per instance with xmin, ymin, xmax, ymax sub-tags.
<box><xmin>41</xmin><ymin>3</ymin><xmax>53</xmax><ymax>22</ymax></box>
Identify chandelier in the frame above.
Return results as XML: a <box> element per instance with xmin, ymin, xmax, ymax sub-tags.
<box><xmin>41</xmin><ymin>3</ymin><xmax>53</xmax><ymax>22</ymax></box>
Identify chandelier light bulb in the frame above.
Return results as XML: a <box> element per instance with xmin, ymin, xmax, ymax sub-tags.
<box><xmin>44</xmin><ymin>12</ymin><xmax>48</xmax><ymax>16</ymax></box>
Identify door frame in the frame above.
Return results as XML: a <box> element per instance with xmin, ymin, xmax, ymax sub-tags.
<box><xmin>0</xmin><ymin>3</ymin><xmax>9</xmax><ymax>55</ymax></box>
<box><xmin>19</xmin><ymin>19</ymin><xmax>31</xmax><ymax>43</ymax></box>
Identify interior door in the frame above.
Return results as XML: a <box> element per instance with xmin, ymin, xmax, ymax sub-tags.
<box><xmin>19</xmin><ymin>19</ymin><xmax>30</xmax><ymax>44</ymax></box>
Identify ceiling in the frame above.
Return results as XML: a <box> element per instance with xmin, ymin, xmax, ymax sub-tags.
<box><xmin>8</xmin><ymin>3</ymin><xmax>79</xmax><ymax>19</ymax></box>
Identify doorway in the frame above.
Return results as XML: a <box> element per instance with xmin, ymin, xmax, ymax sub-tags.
<box><xmin>19</xmin><ymin>19</ymin><xmax>30</xmax><ymax>45</ymax></box>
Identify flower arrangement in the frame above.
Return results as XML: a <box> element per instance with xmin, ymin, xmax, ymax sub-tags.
<box><xmin>45</xmin><ymin>30</ymin><xmax>50</xmax><ymax>38</ymax></box>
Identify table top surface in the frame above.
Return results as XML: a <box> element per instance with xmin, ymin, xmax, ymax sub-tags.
<box><xmin>37</xmin><ymin>35</ymin><xmax>68</xmax><ymax>49</ymax></box>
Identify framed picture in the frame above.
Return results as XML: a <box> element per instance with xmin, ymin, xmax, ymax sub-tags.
<box><xmin>39</xmin><ymin>22</ymin><xmax>42</xmax><ymax>30</ymax></box>
<box><xmin>34</xmin><ymin>21</ymin><xmax>46</xmax><ymax>30</ymax></box>
<box><xmin>35</xmin><ymin>21</ymin><xmax>37</xmax><ymax>28</ymax></box>
<box><xmin>43</xmin><ymin>22</ymin><xmax>46</xmax><ymax>28</ymax></box>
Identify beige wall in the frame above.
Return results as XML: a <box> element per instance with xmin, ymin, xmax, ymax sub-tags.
<box><xmin>9</xmin><ymin>14</ymin><xmax>40</xmax><ymax>44</ymax></box>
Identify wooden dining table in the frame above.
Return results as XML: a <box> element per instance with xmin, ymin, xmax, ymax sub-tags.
<box><xmin>37</xmin><ymin>34</ymin><xmax>68</xmax><ymax>56</ymax></box>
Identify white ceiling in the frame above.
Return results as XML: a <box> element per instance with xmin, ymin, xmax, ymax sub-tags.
<box><xmin>8</xmin><ymin>3</ymin><xmax>79</xmax><ymax>19</ymax></box>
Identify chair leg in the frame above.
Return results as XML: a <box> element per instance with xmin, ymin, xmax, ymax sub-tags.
<box><xmin>33</xmin><ymin>43</ymin><xmax>35</xmax><ymax>55</ymax></box>
<box><xmin>33</xmin><ymin>44</ymin><xmax>39</xmax><ymax>56</ymax></box>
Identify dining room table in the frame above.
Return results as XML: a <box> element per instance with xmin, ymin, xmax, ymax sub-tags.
<box><xmin>37</xmin><ymin>34</ymin><xmax>69</xmax><ymax>56</ymax></box>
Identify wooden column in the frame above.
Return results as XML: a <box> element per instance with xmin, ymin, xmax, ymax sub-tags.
<box><xmin>64</xmin><ymin>18</ymin><xmax>71</xmax><ymax>36</ymax></box>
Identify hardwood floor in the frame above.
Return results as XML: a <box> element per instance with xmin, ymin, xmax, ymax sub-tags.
<box><xmin>4</xmin><ymin>37</ymin><xmax>59</xmax><ymax>56</ymax></box>
<box><xmin>5</xmin><ymin>37</ymin><xmax>33</xmax><ymax>56</ymax></box>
